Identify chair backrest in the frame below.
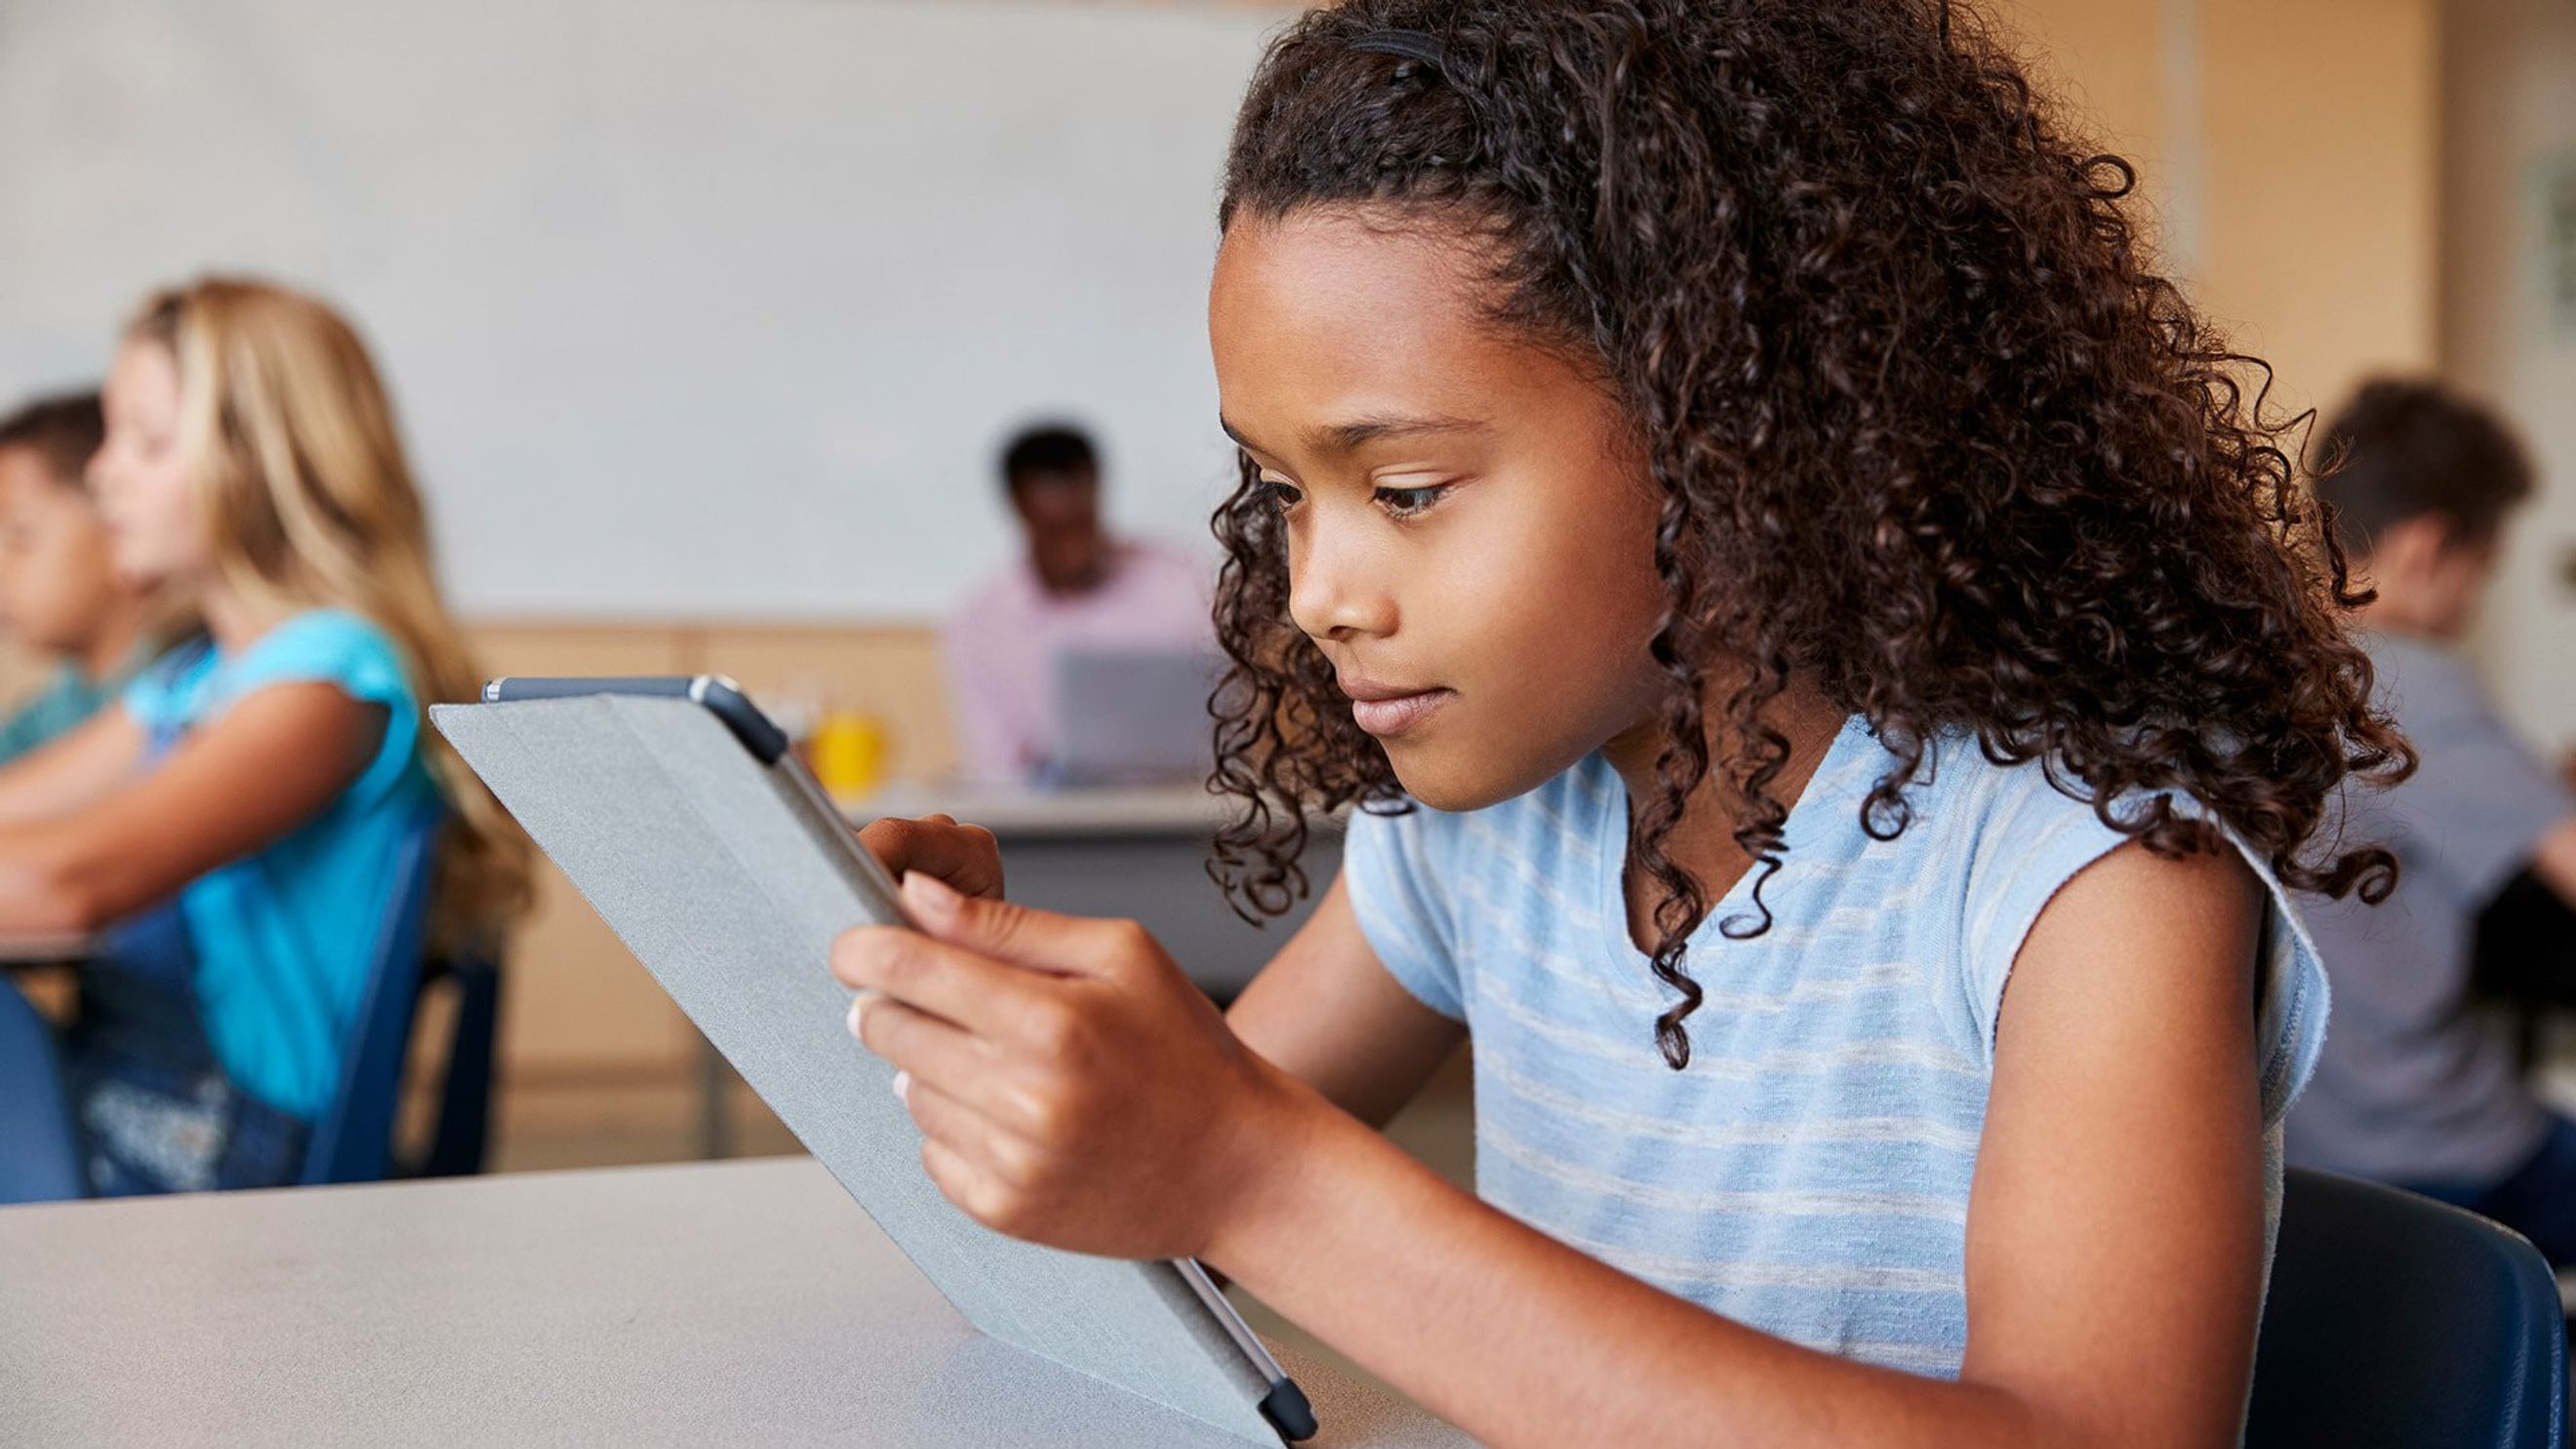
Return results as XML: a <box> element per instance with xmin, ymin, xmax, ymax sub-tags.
<box><xmin>2247</xmin><ymin>1167</ymin><xmax>2567</xmax><ymax>1449</ymax></box>
<box><xmin>0</xmin><ymin>979</ymin><xmax>84</xmax><ymax>1204</ymax></box>
<box><xmin>299</xmin><ymin>813</ymin><xmax>443</xmax><ymax>1186</ymax></box>
<box><xmin>410</xmin><ymin>944</ymin><xmax>504</xmax><ymax>1179</ymax></box>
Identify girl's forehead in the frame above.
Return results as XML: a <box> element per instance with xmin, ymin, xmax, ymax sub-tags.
<box><xmin>1211</xmin><ymin>210</ymin><xmax>1564</xmax><ymax>432</ymax></box>
<box><xmin>1214</xmin><ymin>209</ymin><xmax>1494</xmax><ymax>331</ymax></box>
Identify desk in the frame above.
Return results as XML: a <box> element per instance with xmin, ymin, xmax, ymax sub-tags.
<box><xmin>698</xmin><ymin>784</ymin><xmax>1344</xmax><ymax>1159</ymax></box>
<box><xmin>0</xmin><ymin>930</ymin><xmax>99</xmax><ymax>964</ymax></box>
<box><xmin>0</xmin><ymin>1156</ymin><xmax>1469</xmax><ymax>1447</ymax></box>
<box><xmin>0</xmin><ymin>933</ymin><xmax>95</xmax><ymax>1023</ymax></box>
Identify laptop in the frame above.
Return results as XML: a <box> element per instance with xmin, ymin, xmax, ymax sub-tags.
<box><xmin>1047</xmin><ymin>644</ymin><xmax>1224</xmax><ymax>786</ymax></box>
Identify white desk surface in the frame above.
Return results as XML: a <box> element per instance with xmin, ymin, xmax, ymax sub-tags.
<box><xmin>0</xmin><ymin>1155</ymin><xmax>1469</xmax><ymax>1447</ymax></box>
<box><xmin>849</xmin><ymin>780</ymin><xmax>1229</xmax><ymax>836</ymax></box>
<box><xmin>0</xmin><ymin>930</ymin><xmax>97</xmax><ymax>964</ymax></box>
<box><xmin>849</xmin><ymin>781</ymin><xmax>1350</xmax><ymax>839</ymax></box>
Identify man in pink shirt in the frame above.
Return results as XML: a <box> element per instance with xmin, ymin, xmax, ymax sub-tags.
<box><xmin>944</xmin><ymin>424</ymin><xmax>1213</xmax><ymax>782</ymax></box>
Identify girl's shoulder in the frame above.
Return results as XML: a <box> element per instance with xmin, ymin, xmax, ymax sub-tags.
<box><xmin>1891</xmin><ymin>726</ymin><xmax>2329</xmax><ymax>1122</ymax></box>
<box><xmin>222</xmin><ymin>609</ymin><xmax>412</xmax><ymax>704</ymax></box>
<box><xmin>236</xmin><ymin>607</ymin><xmax>400</xmax><ymax>667</ymax></box>
<box><xmin>123</xmin><ymin>609</ymin><xmax>417</xmax><ymax>736</ymax></box>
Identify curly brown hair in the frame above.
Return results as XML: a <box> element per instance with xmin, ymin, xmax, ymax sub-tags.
<box><xmin>1205</xmin><ymin>0</ymin><xmax>2412</xmax><ymax>1067</ymax></box>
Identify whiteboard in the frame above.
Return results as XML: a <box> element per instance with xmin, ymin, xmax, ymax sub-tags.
<box><xmin>0</xmin><ymin>0</ymin><xmax>1289</xmax><ymax>617</ymax></box>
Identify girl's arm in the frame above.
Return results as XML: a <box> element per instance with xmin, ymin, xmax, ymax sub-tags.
<box><xmin>833</xmin><ymin>839</ymin><xmax>2266</xmax><ymax>1449</ymax></box>
<box><xmin>1223</xmin><ymin>875</ymin><xmax>1466</xmax><ymax>1129</ymax></box>
<box><xmin>0</xmin><ymin>683</ymin><xmax>386</xmax><ymax>933</ymax></box>
<box><xmin>0</xmin><ymin>707</ymin><xmax>151</xmax><ymax>825</ymax></box>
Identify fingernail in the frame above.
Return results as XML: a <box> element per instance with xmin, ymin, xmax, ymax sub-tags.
<box><xmin>846</xmin><ymin>994</ymin><xmax>870</xmax><ymax>1041</ymax></box>
<box><xmin>891</xmin><ymin>1069</ymin><xmax>910</xmax><ymax>1103</ymax></box>
<box><xmin>903</xmin><ymin>870</ymin><xmax>961</xmax><ymax>918</ymax></box>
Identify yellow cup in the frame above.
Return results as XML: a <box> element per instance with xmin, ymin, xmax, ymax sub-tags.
<box><xmin>812</xmin><ymin>710</ymin><xmax>888</xmax><ymax>798</ymax></box>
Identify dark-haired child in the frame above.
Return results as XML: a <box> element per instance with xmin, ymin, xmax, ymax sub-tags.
<box><xmin>2286</xmin><ymin>379</ymin><xmax>2576</xmax><ymax>1263</ymax></box>
<box><xmin>0</xmin><ymin>393</ymin><xmax>155</xmax><ymax>763</ymax></box>
<box><xmin>838</xmin><ymin>3</ymin><xmax>2408</xmax><ymax>1441</ymax></box>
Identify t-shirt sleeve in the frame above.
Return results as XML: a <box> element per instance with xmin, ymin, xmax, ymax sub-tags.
<box><xmin>2393</xmin><ymin>681</ymin><xmax>2576</xmax><ymax>905</ymax></box>
<box><xmin>1959</xmin><ymin>781</ymin><xmax>2330</xmax><ymax>1129</ymax></box>
<box><xmin>1958</xmin><ymin>784</ymin><xmax>2135</xmax><ymax>1064</ymax></box>
<box><xmin>1341</xmin><ymin>803</ymin><xmax>1467</xmax><ymax>1021</ymax></box>
<box><xmin>218</xmin><ymin>612</ymin><xmax>422</xmax><ymax>803</ymax></box>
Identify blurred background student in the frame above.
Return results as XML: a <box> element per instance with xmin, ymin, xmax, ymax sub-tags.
<box><xmin>2286</xmin><ymin>379</ymin><xmax>2576</xmax><ymax>1261</ymax></box>
<box><xmin>0</xmin><ymin>277</ymin><xmax>530</xmax><ymax>1194</ymax></box>
<box><xmin>943</xmin><ymin>423</ymin><xmax>1212</xmax><ymax>784</ymax></box>
<box><xmin>0</xmin><ymin>393</ymin><xmax>158</xmax><ymax>763</ymax></box>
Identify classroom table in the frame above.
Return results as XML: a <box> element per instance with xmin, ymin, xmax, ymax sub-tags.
<box><xmin>0</xmin><ymin>930</ymin><xmax>101</xmax><ymax>965</ymax></box>
<box><xmin>694</xmin><ymin>782</ymin><xmax>1345</xmax><ymax>1158</ymax></box>
<box><xmin>0</xmin><ymin>1155</ymin><xmax>1470</xmax><ymax>1447</ymax></box>
<box><xmin>0</xmin><ymin>932</ymin><xmax>97</xmax><ymax>1025</ymax></box>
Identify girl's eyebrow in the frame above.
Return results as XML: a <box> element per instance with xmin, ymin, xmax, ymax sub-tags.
<box><xmin>1220</xmin><ymin>413</ymin><xmax>1485</xmax><ymax>459</ymax></box>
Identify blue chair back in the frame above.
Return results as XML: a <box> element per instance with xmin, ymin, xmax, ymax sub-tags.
<box><xmin>0</xmin><ymin>979</ymin><xmax>83</xmax><ymax>1204</ymax></box>
<box><xmin>2248</xmin><ymin>1167</ymin><xmax>2566</xmax><ymax>1448</ymax></box>
<box><xmin>299</xmin><ymin>814</ymin><xmax>442</xmax><ymax>1186</ymax></box>
<box><xmin>410</xmin><ymin>944</ymin><xmax>503</xmax><ymax>1178</ymax></box>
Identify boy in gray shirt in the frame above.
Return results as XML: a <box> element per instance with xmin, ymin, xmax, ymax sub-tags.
<box><xmin>2287</xmin><ymin>380</ymin><xmax>2576</xmax><ymax>1261</ymax></box>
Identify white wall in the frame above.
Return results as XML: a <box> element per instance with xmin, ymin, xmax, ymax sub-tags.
<box><xmin>2443</xmin><ymin>0</ymin><xmax>2576</xmax><ymax>751</ymax></box>
<box><xmin>0</xmin><ymin>0</ymin><xmax>1290</xmax><ymax>618</ymax></box>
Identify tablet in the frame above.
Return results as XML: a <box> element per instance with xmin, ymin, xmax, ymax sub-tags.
<box><xmin>433</xmin><ymin>676</ymin><xmax>1314</xmax><ymax>1445</ymax></box>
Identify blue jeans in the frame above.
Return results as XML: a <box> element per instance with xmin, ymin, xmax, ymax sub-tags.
<box><xmin>2407</xmin><ymin>1112</ymin><xmax>2576</xmax><ymax>1270</ymax></box>
<box><xmin>60</xmin><ymin>902</ymin><xmax>306</xmax><ymax>1195</ymax></box>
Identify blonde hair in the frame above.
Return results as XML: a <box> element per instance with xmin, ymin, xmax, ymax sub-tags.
<box><xmin>130</xmin><ymin>277</ymin><xmax>532</xmax><ymax>948</ymax></box>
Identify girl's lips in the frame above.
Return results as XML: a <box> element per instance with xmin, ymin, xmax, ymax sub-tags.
<box><xmin>1348</xmin><ymin>687</ymin><xmax>1453</xmax><ymax>738</ymax></box>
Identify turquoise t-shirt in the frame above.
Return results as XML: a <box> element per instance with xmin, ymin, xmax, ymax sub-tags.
<box><xmin>122</xmin><ymin>610</ymin><xmax>441</xmax><ymax>1122</ymax></box>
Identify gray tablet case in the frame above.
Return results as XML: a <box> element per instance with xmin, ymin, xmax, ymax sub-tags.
<box><xmin>433</xmin><ymin>694</ymin><xmax>1287</xmax><ymax>1444</ymax></box>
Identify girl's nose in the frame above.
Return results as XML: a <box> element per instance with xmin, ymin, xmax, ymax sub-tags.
<box><xmin>1287</xmin><ymin>516</ymin><xmax>1395</xmax><ymax>644</ymax></box>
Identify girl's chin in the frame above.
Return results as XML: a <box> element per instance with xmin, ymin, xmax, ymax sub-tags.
<box><xmin>1380</xmin><ymin>740</ymin><xmax>1561</xmax><ymax>815</ymax></box>
<box><xmin>108</xmin><ymin>544</ymin><xmax>183</xmax><ymax>582</ymax></box>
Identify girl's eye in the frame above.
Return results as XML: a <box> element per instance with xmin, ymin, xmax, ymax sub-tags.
<box><xmin>1374</xmin><ymin>482</ymin><xmax>1451</xmax><ymax>520</ymax></box>
<box><xmin>1253</xmin><ymin>477</ymin><xmax>1303</xmax><ymax>512</ymax></box>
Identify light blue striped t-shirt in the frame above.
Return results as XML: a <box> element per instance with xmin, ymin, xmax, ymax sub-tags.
<box><xmin>1345</xmin><ymin>715</ymin><xmax>2329</xmax><ymax>1378</ymax></box>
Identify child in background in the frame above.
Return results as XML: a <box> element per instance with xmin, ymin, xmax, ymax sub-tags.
<box><xmin>2285</xmin><ymin>380</ymin><xmax>2576</xmax><ymax>1259</ymax></box>
<box><xmin>0</xmin><ymin>277</ymin><xmax>530</xmax><ymax>1194</ymax></box>
<box><xmin>837</xmin><ymin>3</ymin><xmax>2410</xmax><ymax>1443</ymax></box>
<box><xmin>0</xmin><ymin>393</ymin><xmax>157</xmax><ymax>763</ymax></box>
<box><xmin>944</xmin><ymin>424</ymin><xmax>1211</xmax><ymax>783</ymax></box>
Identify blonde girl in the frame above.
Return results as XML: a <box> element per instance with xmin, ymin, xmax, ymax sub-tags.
<box><xmin>0</xmin><ymin>276</ymin><xmax>528</xmax><ymax>1194</ymax></box>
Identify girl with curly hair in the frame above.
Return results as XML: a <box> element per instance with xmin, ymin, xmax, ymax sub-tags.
<box><xmin>837</xmin><ymin>1</ymin><xmax>2408</xmax><ymax>1439</ymax></box>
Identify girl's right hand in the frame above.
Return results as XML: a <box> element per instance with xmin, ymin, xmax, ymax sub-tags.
<box><xmin>857</xmin><ymin>814</ymin><xmax>1005</xmax><ymax>901</ymax></box>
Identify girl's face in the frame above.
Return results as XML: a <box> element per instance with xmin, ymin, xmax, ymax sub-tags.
<box><xmin>90</xmin><ymin>339</ymin><xmax>214</xmax><ymax>590</ymax></box>
<box><xmin>1210</xmin><ymin>209</ymin><xmax>1670</xmax><ymax>811</ymax></box>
